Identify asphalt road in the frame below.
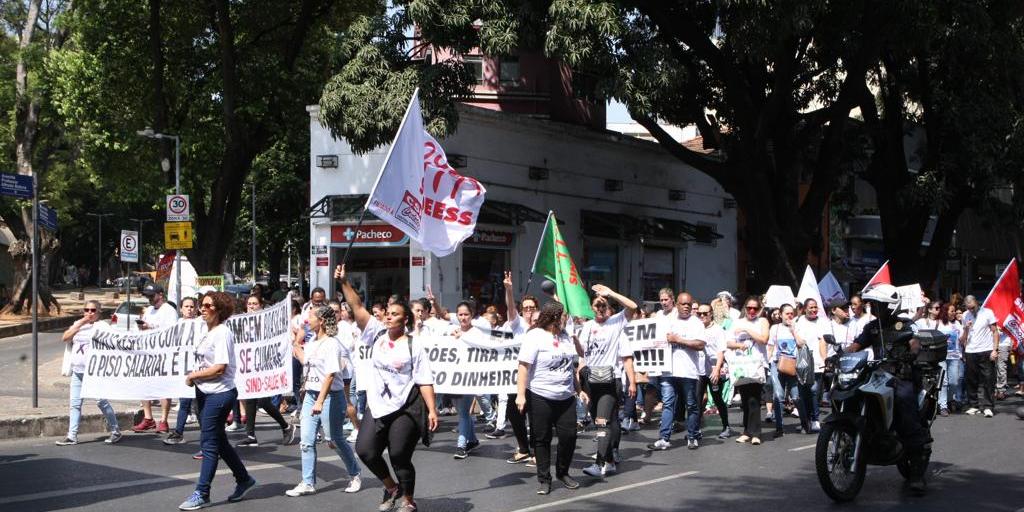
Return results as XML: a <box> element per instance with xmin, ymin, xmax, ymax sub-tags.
<box><xmin>1</xmin><ymin>395</ymin><xmax>1022</xmax><ymax>512</ymax></box>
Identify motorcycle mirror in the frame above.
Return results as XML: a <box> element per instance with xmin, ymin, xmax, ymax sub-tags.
<box><xmin>823</xmin><ymin>334</ymin><xmax>837</xmax><ymax>345</ymax></box>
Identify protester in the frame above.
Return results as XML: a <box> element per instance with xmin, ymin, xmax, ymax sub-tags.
<box><xmin>727</xmin><ymin>296</ymin><xmax>770</xmax><ymax>445</ymax></box>
<box><xmin>165</xmin><ymin>297</ymin><xmax>200</xmax><ymax>446</ymax></box>
<box><xmin>962</xmin><ymin>295</ymin><xmax>999</xmax><ymax>417</ymax></box>
<box><xmin>795</xmin><ymin>298</ymin><xmax>826</xmax><ymax>431</ymax></box>
<box><xmin>290</xmin><ymin>288</ymin><xmax>327</xmax><ymax>414</ymax></box>
<box><xmin>517</xmin><ymin>301</ymin><xmax>584</xmax><ymax>495</ymax></box>
<box><xmin>697</xmin><ymin>302</ymin><xmax>732</xmax><ymax>439</ymax></box>
<box><xmin>235</xmin><ymin>295</ymin><xmax>296</xmax><ymax>448</ymax></box>
<box><xmin>338</xmin><ymin>265</ymin><xmax>439</xmax><ymax>512</ymax></box>
<box><xmin>492</xmin><ymin>272</ymin><xmax>536</xmax><ymax>463</ymax></box>
<box><xmin>133</xmin><ymin>283</ymin><xmax>179</xmax><ymax>434</ymax></box>
<box><xmin>716</xmin><ymin>291</ymin><xmax>741</xmax><ymax>320</ymax></box>
<box><xmin>767</xmin><ymin>304</ymin><xmax>803</xmax><ymax>436</ymax></box>
<box><xmin>450</xmin><ymin>301</ymin><xmax>489</xmax><ymax>459</ymax></box>
<box><xmin>578</xmin><ymin>284</ymin><xmax>636</xmax><ymax>477</ymax></box>
<box><xmin>649</xmin><ymin>292</ymin><xmax>705</xmax><ymax>451</ymax></box>
<box><xmin>178</xmin><ymin>291</ymin><xmax>256</xmax><ymax>510</ymax></box>
<box><xmin>56</xmin><ymin>300</ymin><xmax>121</xmax><ymax>446</ymax></box>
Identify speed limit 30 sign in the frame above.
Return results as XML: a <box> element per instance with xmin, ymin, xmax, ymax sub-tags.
<box><xmin>166</xmin><ymin>194</ymin><xmax>190</xmax><ymax>222</ymax></box>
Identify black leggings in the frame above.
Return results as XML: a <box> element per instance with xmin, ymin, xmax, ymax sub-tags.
<box><xmin>505</xmin><ymin>393</ymin><xmax>530</xmax><ymax>455</ymax></box>
<box><xmin>528</xmin><ymin>391</ymin><xmax>577</xmax><ymax>483</ymax></box>
<box><xmin>243</xmin><ymin>397</ymin><xmax>290</xmax><ymax>437</ymax></box>
<box><xmin>736</xmin><ymin>383</ymin><xmax>763</xmax><ymax>438</ymax></box>
<box><xmin>698</xmin><ymin>376</ymin><xmax>730</xmax><ymax>429</ymax></box>
<box><xmin>587</xmin><ymin>381</ymin><xmax>621</xmax><ymax>466</ymax></box>
<box><xmin>355</xmin><ymin>408</ymin><xmax>420</xmax><ymax>495</ymax></box>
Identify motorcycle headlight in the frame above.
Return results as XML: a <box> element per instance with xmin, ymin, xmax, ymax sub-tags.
<box><xmin>837</xmin><ymin>372</ymin><xmax>859</xmax><ymax>387</ymax></box>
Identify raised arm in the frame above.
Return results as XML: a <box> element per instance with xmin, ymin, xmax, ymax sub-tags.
<box><xmin>592</xmin><ymin>284</ymin><xmax>637</xmax><ymax>317</ymax></box>
<box><xmin>504</xmin><ymin>271</ymin><xmax>518</xmax><ymax>323</ymax></box>
<box><xmin>335</xmin><ymin>265</ymin><xmax>371</xmax><ymax>331</ymax></box>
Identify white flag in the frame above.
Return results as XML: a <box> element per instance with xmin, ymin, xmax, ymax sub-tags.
<box><xmin>765</xmin><ymin>285</ymin><xmax>797</xmax><ymax>309</ymax></box>
<box><xmin>817</xmin><ymin>271</ymin><xmax>846</xmax><ymax>307</ymax></box>
<box><xmin>796</xmin><ymin>266</ymin><xmax>824</xmax><ymax>309</ymax></box>
<box><xmin>365</xmin><ymin>89</ymin><xmax>486</xmax><ymax>257</ymax></box>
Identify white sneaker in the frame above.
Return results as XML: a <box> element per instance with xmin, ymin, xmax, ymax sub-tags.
<box><xmin>344</xmin><ymin>475</ymin><xmax>362</xmax><ymax>493</ymax></box>
<box><xmin>602</xmin><ymin>462</ymin><xmax>617</xmax><ymax>475</ymax></box>
<box><xmin>346</xmin><ymin>429</ymin><xmax>359</xmax><ymax>443</ymax></box>
<box><xmin>648</xmin><ymin>438</ymin><xmax>671</xmax><ymax>451</ymax></box>
<box><xmin>582</xmin><ymin>463</ymin><xmax>604</xmax><ymax>477</ymax></box>
<box><xmin>225</xmin><ymin>422</ymin><xmax>243</xmax><ymax>432</ymax></box>
<box><xmin>983</xmin><ymin>409</ymin><xmax>994</xmax><ymax>418</ymax></box>
<box><xmin>285</xmin><ymin>482</ymin><xmax>316</xmax><ymax>497</ymax></box>
<box><xmin>186</xmin><ymin>414</ymin><xmax>197</xmax><ymax>424</ymax></box>
<box><xmin>790</xmin><ymin>409</ymin><xmax>800</xmax><ymax>418</ymax></box>
<box><xmin>811</xmin><ymin>421</ymin><xmax>821</xmax><ymax>432</ymax></box>
<box><xmin>965</xmin><ymin>407</ymin><xmax>980</xmax><ymax>415</ymax></box>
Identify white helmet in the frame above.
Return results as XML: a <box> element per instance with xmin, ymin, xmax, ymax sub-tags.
<box><xmin>862</xmin><ymin>283</ymin><xmax>900</xmax><ymax>305</ymax></box>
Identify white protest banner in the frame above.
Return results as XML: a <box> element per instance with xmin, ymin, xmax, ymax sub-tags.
<box><xmin>621</xmin><ymin>317</ymin><xmax>672</xmax><ymax>375</ymax></box>
<box><xmin>896</xmin><ymin>283</ymin><xmax>925</xmax><ymax>313</ymax></box>
<box><xmin>421</xmin><ymin>335</ymin><xmax>520</xmax><ymax>395</ymax></box>
<box><xmin>365</xmin><ymin>88</ymin><xmax>486</xmax><ymax>257</ymax></box>
<box><xmin>82</xmin><ymin>298</ymin><xmax>291</xmax><ymax>400</ymax></box>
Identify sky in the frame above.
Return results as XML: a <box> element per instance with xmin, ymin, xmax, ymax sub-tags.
<box><xmin>606</xmin><ymin>100</ymin><xmax>633</xmax><ymax>124</ymax></box>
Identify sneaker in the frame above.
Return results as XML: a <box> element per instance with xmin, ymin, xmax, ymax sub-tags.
<box><xmin>485</xmin><ymin>429</ymin><xmax>507</xmax><ymax>439</ymax></box>
<box><xmin>186</xmin><ymin>414</ymin><xmax>197</xmax><ymax>424</ymax></box>
<box><xmin>751</xmin><ymin>437</ymin><xmax>762</xmax><ymax>445</ymax></box>
<box><xmin>604</xmin><ymin>462</ymin><xmax>617</xmax><ymax>475</ymax></box>
<box><xmin>790</xmin><ymin>409</ymin><xmax>800</xmax><ymax>418</ymax></box>
<box><xmin>285</xmin><ymin>482</ymin><xmax>316</xmax><ymax>497</ymax></box>
<box><xmin>225</xmin><ymin>422</ymin><xmax>243</xmax><ymax>432</ymax></box>
<box><xmin>178</xmin><ymin>491</ymin><xmax>210</xmax><ymax>510</ymax></box>
<box><xmin>156</xmin><ymin>421</ymin><xmax>170</xmax><ymax>434</ymax></box>
<box><xmin>647</xmin><ymin>438</ymin><xmax>671</xmax><ymax>451</ymax></box>
<box><xmin>283</xmin><ymin>424</ymin><xmax>296</xmax><ymax>445</ymax></box>
<box><xmin>736</xmin><ymin>435</ymin><xmax>751</xmax><ymax>443</ymax></box>
<box><xmin>623</xmin><ymin>418</ymin><xmax>641</xmax><ymax>432</ymax></box>
<box><xmin>236</xmin><ymin>436</ymin><xmax>259</xmax><ymax>448</ymax></box>
<box><xmin>774</xmin><ymin>429</ymin><xmax>785</xmax><ymax>439</ymax></box>
<box><xmin>465</xmin><ymin>440</ymin><xmax>480</xmax><ymax>452</ymax></box>
<box><xmin>965</xmin><ymin>407</ymin><xmax>980</xmax><ymax>415</ymax></box>
<box><xmin>395</xmin><ymin>502</ymin><xmax>418</xmax><ymax>512</ymax></box>
<box><xmin>106</xmin><ymin>431</ymin><xmax>123</xmax><ymax>444</ymax></box>
<box><xmin>718</xmin><ymin>427</ymin><xmax>734</xmax><ymax>439</ymax></box>
<box><xmin>132</xmin><ymin>418</ymin><xmax>156</xmax><ymax>432</ymax></box>
<box><xmin>938</xmin><ymin>408</ymin><xmax>949</xmax><ymax>417</ymax></box>
<box><xmin>453</xmin><ymin>447</ymin><xmax>468</xmax><ymax>459</ymax></box>
<box><xmin>163</xmin><ymin>431</ymin><xmax>185</xmax><ymax>445</ymax></box>
<box><xmin>537</xmin><ymin>482</ymin><xmax>551</xmax><ymax>495</ymax></box>
<box><xmin>344</xmin><ymin>475</ymin><xmax>362</xmax><ymax>493</ymax></box>
<box><xmin>379</xmin><ymin>486</ymin><xmax>402</xmax><ymax>511</ymax></box>
<box><xmin>687</xmin><ymin>438</ymin><xmax>699</xmax><ymax>450</ymax></box>
<box><xmin>525</xmin><ymin>456</ymin><xmax>537</xmax><ymax>467</ymax></box>
<box><xmin>582</xmin><ymin>463</ymin><xmax>603</xmax><ymax>477</ymax></box>
<box><xmin>558</xmin><ymin>475</ymin><xmax>580</xmax><ymax>490</ymax></box>
<box><xmin>983</xmin><ymin>409</ymin><xmax>994</xmax><ymax>418</ymax></box>
<box><xmin>191</xmin><ymin>451</ymin><xmax>203</xmax><ymax>460</ymax></box>
<box><xmin>227</xmin><ymin>476</ymin><xmax>256</xmax><ymax>502</ymax></box>
<box><xmin>55</xmin><ymin>437</ymin><xmax>78</xmax><ymax>446</ymax></box>
<box><xmin>346</xmin><ymin>429</ymin><xmax>359</xmax><ymax>443</ymax></box>
<box><xmin>810</xmin><ymin>421</ymin><xmax>821</xmax><ymax>433</ymax></box>
<box><xmin>506</xmin><ymin>451</ymin><xmax>530</xmax><ymax>464</ymax></box>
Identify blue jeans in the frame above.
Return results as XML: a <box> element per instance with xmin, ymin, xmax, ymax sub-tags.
<box><xmin>476</xmin><ymin>394</ymin><xmax>496</xmax><ymax>422</ymax></box>
<box><xmin>771</xmin><ymin>364</ymin><xmax>799</xmax><ymax>430</ymax></box>
<box><xmin>68</xmin><ymin>372</ymin><xmax>118</xmax><ymax>439</ymax></box>
<box><xmin>811</xmin><ymin>373</ymin><xmax>823</xmax><ymax>421</ymax></box>
<box><xmin>455</xmin><ymin>394</ymin><xmax>478</xmax><ymax>448</ymax></box>
<box><xmin>195</xmin><ymin>387</ymin><xmax>250</xmax><ymax>497</ymax></box>
<box><xmin>291</xmin><ymin>356</ymin><xmax>303</xmax><ymax>404</ymax></box>
<box><xmin>300</xmin><ymin>390</ymin><xmax>360</xmax><ymax>483</ymax></box>
<box><xmin>941</xmin><ymin>359</ymin><xmax>964</xmax><ymax>409</ymax></box>
<box><xmin>657</xmin><ymin>376</ymin><xmax>700</xmax><ymax>440</ymax></box>
<box><xmin>349</xmin><ymin>381</ymin><xmax>366</xmax><ymax>419</ymax></box>
<box><xmin>174</xmin><ymin>398</ymin><xmax>193</xmax><ymax>435</ymax></box>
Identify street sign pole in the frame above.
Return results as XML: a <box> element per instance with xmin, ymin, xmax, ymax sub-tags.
<box><xmin>30</xmin><ymin>172</ymin><xmax>38</xmax><ymax>408</ymax></box>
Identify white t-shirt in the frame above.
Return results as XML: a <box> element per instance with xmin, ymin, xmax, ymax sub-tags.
<box><xmin>769</xmin><ymin>324</ymin><xmax>799</xmax><ymax>361</ymax></box>
<box><xmin>519</xmin><ymin>328</ymin><xmax>579</xmax><ymax>401</ymax></box>
<box><xmin>829</xmin><ymin>319</ymin><xmax>858</xmax><ymax>354</ymax></box>
<box><xmin>420</xmin><ymin>317</ymin><xmax>451</xmax><ymax>336</ymax></box>
<box><xmin>193</xmin><ymin>324</ymin><xmax>235</xmax><ymax>394</ymax></box>
<box><xmin>964</xmin><ymin>308</ymin><xmax>998</xmax><ymax>353</ymax></box>
<box><xmin>796</xmin><ymin>316</ymin><xmax>827</xmax><ymax>372</ymax></box>
<box><xmin>69</xmin><ymin>322</ymin><xmax>96</xmax><ymax>373</ymax></box>
<box><xmin>142</xmin><ymin>302</ymin><xmax>178</xmax><ymax>329</ymax></box>
<box><xmin>504</xmin><ymin>315</ymin><xmax>530</xmax><ymax>337</ymax></box>
<box><xmin>728</xmin><ymin>317</ymin><xmax>768</xmax><ymax>365</ymax></box>
<box><xmin>579</xmin><ymin>311</ymin><xmax>632</xmax><ymax>376</ymax></box>
<box><xmin>667</xmin><ymin>315</ymin><xmax>706</xmax><ymax>379</ymax></box>
<box><xmin>303</xmin><ymin>335</ymin><xmax>346</xmax><ymax>392</ymax></box>
<box><xmin>360</xmin><ymin>332</ymin><xmax>434</xmax><ymax>419</ymax></box>
<box><xmin>703</xmin><ymin>324</ymin><xmax>726</xmax><ymax>376</ymax></box>
<box><xmin>359</xmin><ymin>317</ymin><xmax>386</xmax><ymax>346</ymax></box>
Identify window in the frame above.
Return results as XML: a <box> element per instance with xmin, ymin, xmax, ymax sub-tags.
<box><xmin>583</xmin><ymin>245</ymin><xmax>618</xmax><ymax>291</ymax></box>
<box><xmin>464</xmin><ymin>55</ymin><xmax>484</xmax><ymax>85</ymax></box>
<box><xmin>499</xmin><ymin>56</ymin><xmax>519</xmax><ymax>85</ymax></box>
<box><xmin>642</xmin><ymin>246</ymin><xmax>675</xmax><ymax>301</ymax></box>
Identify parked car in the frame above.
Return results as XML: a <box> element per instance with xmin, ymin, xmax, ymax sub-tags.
<box><xmin>113</xmin><ymin>273</ymin><xmax>153</xmax><ymax>293</ymax></box>
<box><xmin>107</xmin><ymin>299</ymin><xmax>149</xmax><ymax>331</ymax></box>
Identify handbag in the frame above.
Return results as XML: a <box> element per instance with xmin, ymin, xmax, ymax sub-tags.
<box><xmin>774</xmin><ymin>328</ymin><xmax>797</xmax><ymax>376</ymax></box>
<box><xmin>797</xmin><ymin>343</ymin><xmax>815</xmax><ymax>385</ymax></box>
<box><xmin>587</xmin><ymin>365</ymin><xmax>615</xmax><ymax>384</ymax></box>
<box><xmin>725</xmin><ymin>346</ymin><xmax>766</xmax><ymax>386</ymax></box>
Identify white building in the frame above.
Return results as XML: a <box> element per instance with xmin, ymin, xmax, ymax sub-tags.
<box><xmin>307</xmin><ymin>104</ymin><xmax>738</xmax><ymax>309</ymax></box>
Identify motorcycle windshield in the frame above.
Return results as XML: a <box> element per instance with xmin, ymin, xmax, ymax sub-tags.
<box><xmin>838</xmin><ymin>351</ymin><xmax>868</xmax><ymax>372</ymax></box>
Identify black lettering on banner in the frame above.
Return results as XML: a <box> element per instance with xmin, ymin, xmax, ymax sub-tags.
<box><xmin>656</xmin><ymin>348</ymin><xmax>664</xmax><ymax>366</ymax></box>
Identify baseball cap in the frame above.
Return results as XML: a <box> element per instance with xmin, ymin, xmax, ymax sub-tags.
<box><xmin>141</xmin><ymin>283</ymin><xmax>165</xmax><ymax>296</ymax></box>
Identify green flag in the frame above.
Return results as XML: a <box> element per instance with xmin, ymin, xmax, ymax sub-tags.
<box><xmin>531</xmin><ymin>212</ymin><xmax>594</xmax><ymax>319</ymax></box>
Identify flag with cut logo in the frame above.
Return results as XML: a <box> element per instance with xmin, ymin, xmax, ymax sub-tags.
<box><xmin>531</xmin><ymin>212</ymin><xmax>594</xmax><ymax>319</ymax></box>
<box><xmin>981</xmin><ymin>259</ymin><xmax>1024</xmax><ymax>352</ymax></box>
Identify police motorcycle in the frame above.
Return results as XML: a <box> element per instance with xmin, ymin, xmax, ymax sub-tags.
<box><xmin>814</xmin><ymin>291</ymin><xmax>947</xmax><ymax>501</ymax></box>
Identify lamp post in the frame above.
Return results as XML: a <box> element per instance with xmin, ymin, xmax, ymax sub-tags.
<box><xmin>137</xmin><ymin>128</ymin><xmax>182</xmax><ymax>305</ymax></box>
<box><xmin>85</xmin><ymin>212</ymin><xmax>113</xmax><ymax>287</ymax></box>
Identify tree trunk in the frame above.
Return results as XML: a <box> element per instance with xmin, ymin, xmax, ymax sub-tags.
<box><xmin>266</xmin><ymin>241</ymin><xmax>283</xmax><ymax>291</ymax></box>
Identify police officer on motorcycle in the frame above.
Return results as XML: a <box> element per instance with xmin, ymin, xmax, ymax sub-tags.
<box><xmin>843</xmin><ymin>284</ymin><xmax>931</xmax><ymax>493</ymax></box>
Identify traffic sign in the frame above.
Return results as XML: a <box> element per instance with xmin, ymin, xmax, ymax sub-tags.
<box><xmin>0</xmin><ymin>172</ymin><xmax>33</xmax><ymax>199</ymax></box>
<box><xmin>121</xmin><ymin>230</ymin><xmax>139</xmax><ymax>262</ymax></box>
<box><xmin>164</xmin><ymin>221</ymin><xmax>193</xmax><ymax>249</ymax></box>
<box><xmin>166</xmin><ymin>194</ymin><xmax>190</xmax><ymax>222</ymax></box>
<box><xmin>38</xmin><ymin>204</ymin><xmax>58</xmax><ymax>232</ymax></box>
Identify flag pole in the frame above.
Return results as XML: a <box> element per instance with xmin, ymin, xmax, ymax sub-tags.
<box><xmin>340</xmin><ymin>88</ymin><xmax>421</xmax><ymax>269</ymax></box>
<box><xmin>525</xmin><ymin>211</ymin><xmax>553</xmax><ymax>293</ymax></box>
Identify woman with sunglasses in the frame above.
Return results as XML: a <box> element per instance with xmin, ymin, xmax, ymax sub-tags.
<box><xmin>235</xmin><ymin>295</ymin><xmax>296</xmax><ymax>449</ymax></box>
<box><xmin>726</xmin><ymin>296</ymin><xmax>770</xmax><ymax>445</ymax></box>
<box><xmin>178</xmin><ymin>292</ymin><xmax>256</xmax><ymax>511</ymax></box>
<box><xmin>56</xmin><ymin>300</ymin><xmax>121</xmax><ymax>446</ymax></box>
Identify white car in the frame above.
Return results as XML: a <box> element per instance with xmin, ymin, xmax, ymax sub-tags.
<box><xmin>107</xmin><ymin>299</ymin><xmax>149</xmax><ymax>331</ymax></box>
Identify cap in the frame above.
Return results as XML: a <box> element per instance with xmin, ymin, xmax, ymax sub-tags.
<box><xmin>716</xmin><ymin>290</ymin><xmax>735</xmax><ymax>302</ymax></box>
<box><xmin>141</xmin><ymin>283</ymin><xmax>164</xmax><ymax>296</ymax></box>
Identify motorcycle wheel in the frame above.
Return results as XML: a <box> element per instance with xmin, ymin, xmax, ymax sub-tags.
<box><xmin>816</xmin><ymin>423</ymin><xmax>867</xmax><ymax>502</ymax></box>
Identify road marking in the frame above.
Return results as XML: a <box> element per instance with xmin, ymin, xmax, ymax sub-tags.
<box><xmin>0</xmin><ymin>454</ymin><xmax>341</xmax><ymax>505</ymax></box>
<box><xmin>789</xmin><ymin>443</ymin><xmax>816</xmax><ymax>452</ymax></box>
<box><xmin>505</xmin><ymin>470</ymin><xmax>699</xmax><ymax>512</ymax></box>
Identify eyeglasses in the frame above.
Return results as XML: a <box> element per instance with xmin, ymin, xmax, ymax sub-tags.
<box><xmin>200</xmin><ymin>303</ymin><xmax>216</xmax><ymax>310</ymax></box>
<box><xmin>745</xmin><ymin>306</ymin><xmax>760</xmax><ymax>311</ymax></box>
<box><xmin>522</xmin><ymin>305</ymin><xmax>537</xmax><ymax>310</ymax></box>
<box><xmin>696</xmin><ymin>311</ymin><xmax>711</xmax><ymax>317</ymax></box>
<box><xmin>83</xmin><ymin>308</ymin><xmax>97</xmax><ymax>313</ymax></box>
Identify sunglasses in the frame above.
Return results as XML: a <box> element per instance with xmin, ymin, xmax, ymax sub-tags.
<box><xmin>200</xmin><ymin>303</ymin><xmax>216</xmax><ymax>310</ymax></box>
<box><xmin>745</xmin><ymin>306</ymin><xmax>760</xmax><ymax>311</ymax></box>
<box><xmin>83</xmin><ymin>308</ymin><xmax>97</xmax><ymax>313</ymax></box>
<box><xmin>697</xmin><ymin>311</ymin><xmax>711</xmax><ymax>316</ymax></box>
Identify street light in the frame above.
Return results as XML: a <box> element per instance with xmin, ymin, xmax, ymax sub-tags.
<box><xmin>85</xmin><ymin>212</ymin><xmax>113</xmax><ymax>287</ymax></box>
<box><xmin>137</xmin><ymin>127</ymin><xmax>182</xmax><ymax>305</ymax></box>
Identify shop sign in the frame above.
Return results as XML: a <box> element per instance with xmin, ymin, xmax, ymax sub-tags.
<box><xmin>465</xmin><ymin>229</ymin><xmax>514</xmax><ymax>248</ymax></box>
<box><xmin>316</xmin><ymin>256</ymin><xmax>329</xmax><ymax>267</ymax></box>
<box><xmin>330</xmin><ymin>224</ymin><xmax>409</xmax><ymax>247</ymax></box>
<box><xmin>411</xmin><ymin>256</ymin><xmax>425</xmax><ymax>267</ymax></box>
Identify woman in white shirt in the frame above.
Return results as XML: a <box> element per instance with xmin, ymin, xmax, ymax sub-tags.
<box><xmin>517</xmin><ymin>301</ymin><xmax>585</xmax><ymax>495</ymax></box>
<box><xmin>178</xmin><ymin>292</ymin><xmax>255</xmax><ymax>511</ymax></box>
<box><xmin>285</xmin><ymin>305</ymin><xmax>362</xmax><ymax>497</ymax></box>
<box><xmin>726</xmin><ymin>296</ymin><xmax>770</xmax><ymax>446</ymax></box>
<box><xmin>55</xmin><ymin>301</ymin><xmax>121</xmax><ymax>446</ymax></box>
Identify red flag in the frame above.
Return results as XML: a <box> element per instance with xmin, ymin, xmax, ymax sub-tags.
<box><xmin>981</xmin><ymin>259</ymin><xmax>1024</xmax><ymax>351</ymax></box>
<box><xmin>860</xmin><ymin>260</ymin><xmax>892</xmax><ymax>293</ymax></box>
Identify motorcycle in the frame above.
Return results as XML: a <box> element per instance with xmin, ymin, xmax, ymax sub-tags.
<box><xmin>814</xmin><ymin>329</ymin><xmax>947</xmax><ymax>501</ymax></box>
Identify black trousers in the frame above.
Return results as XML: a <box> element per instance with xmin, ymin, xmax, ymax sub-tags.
<box><xmin>588</xmin><ymin>381</ymin><xmax>621</xmax><ymax>466</ymax></box>
<box><xmin>242</xmin><ymin>397</ymin><xmax>290</xmax><ymax>438</ymax></box>
<box><xmin>505</xmin><ymin>393</ymin><xmax>530</xmax><ymax>455</ymax></box>
<box><xmin>528</xmin><ymin>391</ymin><xmax>577</xmax><ymax>483</ymax></box>
<box><xmin>355</xmin><ymin>408</ymin><xmax>420</xmax><ymax>496</ymax></box>
<box><xmin>698</xmin><ymin>376</ymin><xmax>730</xmax><ymax>429</ymax></box>
<box><xmin>964</xmin><ymin>352</ymin><xmax>996</xmax><ymax>409</ymax></box>
<box><xmin>736</xmin><ymin>383</ymin><xmax>763</xmax><ymax>438</ymax></box>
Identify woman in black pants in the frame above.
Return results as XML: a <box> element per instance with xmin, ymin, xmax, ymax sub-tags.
<box><xmin>337</xmin><ymin>265</ymin><xmax>438</xmax><ymax>512</ymax></box>
<box><xmin>727</xmin><ymin>296</ymin><xmax>770</xmax><ymax>446</ymax></box>
<box><xmin>517</xmin><ymin>301</ymin><xmax>586</xmax><ymax>495</ymax></box>
<box><xmin>500</xmin><ymin>271</ymin><xmax>536</xmax><ymax>463</ymax></box>
<box><xmin>236</xmin><ymin>295</ymin><xmax>296</xmax><ymax>447</ymax></box>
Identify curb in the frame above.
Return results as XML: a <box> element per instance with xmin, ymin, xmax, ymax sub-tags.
<box><xmin>0</xmin><ymin>410</ymin><xmax>136</xmax><ymax>440</ymax></box>
<box><xmin>0</xmin><ymin>307</ymin><xmax>115</xmax><ymax>339</ymax></box>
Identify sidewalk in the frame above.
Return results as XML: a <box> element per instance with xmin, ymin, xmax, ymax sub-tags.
<box><xmin>0</xmin><ymin>396</ymin><xmax>138</xmax><ymax>440</ymax></box>
<box><xmin>0</xmin><ymin>287</ymin><xmax>128</xmax><ymax>338</ymax></box>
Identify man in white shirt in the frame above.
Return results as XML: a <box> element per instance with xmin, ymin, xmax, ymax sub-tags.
<box><xmin>962</xmin><ymin>295</ymin><xmax>999</xmax><ymax>416</ymax></box>
<box><xmin>648</xmin><ymin>292</ymin><xmax>706</xmax><ymax>451</ymax></box>
<box><xmin>132</xmin><ymin>283</ymin><xmax>180</xmax><ymax>434</ymax></box>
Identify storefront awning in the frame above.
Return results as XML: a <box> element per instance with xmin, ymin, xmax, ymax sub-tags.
<box><xmin>306</xmin><ymin>195</ymin><xmax>550</xmax><ymax>226</ymax></box>
<box><xmin>581</xmin><ymin>210</ymin><xmax>723</xmax><ymax>244</ymax></box>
